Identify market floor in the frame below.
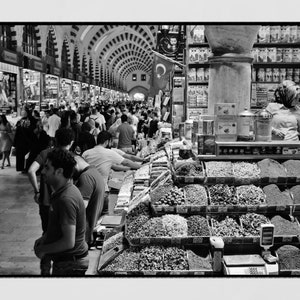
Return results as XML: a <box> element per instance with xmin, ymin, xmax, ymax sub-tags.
<box><xmin>0</xmin><ymin>155</ymin><xmax>101</xmax><ymax>276</ymax></box>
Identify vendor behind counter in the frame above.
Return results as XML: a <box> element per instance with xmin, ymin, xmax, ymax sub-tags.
<box><xmin>266</xmin><ymin>80</ymin><xmax>300</xmax><ymax>141</ymax></box>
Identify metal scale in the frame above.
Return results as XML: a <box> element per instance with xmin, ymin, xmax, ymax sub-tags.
<box><xmin>211</xmin><ymin>224</ymin><xmax>279</xmax><ymax>276</ymax></box>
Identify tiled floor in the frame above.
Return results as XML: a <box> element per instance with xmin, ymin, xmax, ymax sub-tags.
<box><xmin>0</xmin><ymin>155</ymin><xmax>101</xmax><ymax>276</ymax></box>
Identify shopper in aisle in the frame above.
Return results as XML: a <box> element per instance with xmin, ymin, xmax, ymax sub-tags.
<box><xmin>148</xmin><ymin>111</ymin><xmax>159</xmax><ymax>138</ymax></box>
<box><xmin>73</xmin><ymin>155</ymin><xmax>106</xmax><ymax>247</ymax></box>
<box><xmin>82</xmin><ymin>131</ymin><xmax>141</xmax><ymax>192</ymax></box>
<box><xmin>34</xmin><ymin>148</ymin><xmax>89</xmax><ymax>276</ymax></box>
<box><xmin>0</xmin><ymin>114</ymin><xmax>13</xmax><ymax>169</ymax></box>
<box><xmin>96</xmin><ymin>105</ymin><xmax>107</xmax><ymax>131</ymax></box>
<box><xmin>14</xmin><ymin>108</ymin><xmax>37</xmax><ymax>173</ymax></box>
<box><xmin>28</xmin><ymin>128</ymin><xmax>75</xmax><ymax>275</ymax></box>
<box><xmin>47</xmin><ymin>108</ymin><xmax>61</xmax><ymax>145</ymax></box>
<box><xmin>116</xmin><ymin>114</ymin><xmax>135</xmax><ymax>153</ymax></box>
<box><xmin>76</xmin><ymin>122</ymin><xmax>96</xmax><ymax>155</ymax></box>
<box><xmin>266</xmin><ymin>80</ymin><xmax>300</xmax><ymax>141</ymax></box>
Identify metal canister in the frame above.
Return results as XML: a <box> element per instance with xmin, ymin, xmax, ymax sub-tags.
<box><xmin>255</xmin><ymin>108</ymin><xmax>273</xmax><ymax>142</ymax></box>
<box><xmin>237</xmin><ymin>107</ymin><xmax>255</xmax><ymax>141</ymax></box>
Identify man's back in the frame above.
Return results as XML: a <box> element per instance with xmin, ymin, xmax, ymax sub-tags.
<box><xmin>117</xmin><ymin>122</ymin><xmax>134</xmax><ymax>148</ymax></box>
<box><xmin>48</xmin><ymin>114</ymin><xmax>61</xmax><ymax>138</ymax></box>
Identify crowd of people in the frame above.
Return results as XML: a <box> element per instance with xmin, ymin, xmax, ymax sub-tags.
<box><xmin>0</xmin><ymin>100</ymin><xmax>162</xmax><ymax>276</ymax></box>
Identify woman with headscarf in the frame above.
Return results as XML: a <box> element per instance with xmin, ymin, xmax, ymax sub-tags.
<box><xmin>266</xmin><ymin>80</ymin><xmax>300</xmax><ymax>141</ymax></box>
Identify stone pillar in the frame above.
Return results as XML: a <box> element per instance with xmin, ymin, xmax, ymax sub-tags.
<box><xmin>204</xmin><ymin>25</ymin><xmax>260</xmax><ymax>115</ymax></box>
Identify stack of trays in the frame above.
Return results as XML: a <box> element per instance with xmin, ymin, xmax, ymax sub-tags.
<box><xmin>115</xmin><ymin>176</ymin><xmax>134</xmax><ymax>211</ymax></box>
<box><xmin>151</xmin><ymin>156</ymin><xmax>169</xmax><ymax>182</ymax></box>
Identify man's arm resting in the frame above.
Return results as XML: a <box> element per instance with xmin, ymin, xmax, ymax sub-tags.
<box><xmin>121</xmin><ymin>158</ymin><xmax>141</xmax><ymax>170</ymax></box>
<box><xmin>123</xmin><ymin>153</ymin><xmax>144</xmax><ymax>163</ymax></box>
<box><xmin>112</xmin><ymin>164</ymin><xmax>130</xmax><ymax>171</ymax></box>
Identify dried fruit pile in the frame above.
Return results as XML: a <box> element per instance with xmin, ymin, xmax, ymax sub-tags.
<box><xmin>162</xmin><ymin>215</ymin><xmax>188</xmax><ymax>237</ymax></box>
<box><xmin>126</xmin><ymin>215</ymin><xmax>150</xmax><ymax>239</ymax></box>
<box><xmin>131</xmin><ymin>217</ymin><xmax>166</xmax><ymax>238</ymax></box>
<box><xmin>263</xmin><ymin>184</ymin><xmax>293</xmax><ymax>206</ymax></box>
<box><xmin>236</xmin><ymin>185</ymin><xmax>265</xmax><ymax>205</ymax></box>
<box><xmin>211</xmin><ymin>216</ymin><xmax>244</xmax><ymax>237</ymax></box>
<box><xmin>271</xmin><ymin>215</ymin><xmax>300</xmax><ymax>236</ymax></box>
<box><xmin>258</xmin><ymin>159</ymin><xmax>287</xmax><ymax>178</ymax></box>
<box><xmin>208</xmin><ymin>184</ymin><xmax>238</xmax><ymax>205</ymax></box>
<box><xmin>164</xmin><ymin>247</ymin><xmax>189</xmax><ymax>270</ymax></box>
<box><xmin>127</xmin><ymin>202</ymin><xmax>150</xmax><ymax>223</ymax></box>
<box><xmin>205</xmin><ymin>161</ymin><xmax>233</xmax><ymax>177</ymax></box>
<box><xmin>139</xmin><ymin>246</ymin><xmax>165</xmax><ymax>270</ymax></box>
<box><xmin>187</xmin><ymin>215</ymin><xmax>210</xmax><ymax>236</ymax></box>
<box><xmin>187</xmin><ymin>250</ymin><xmax>212</xmax><ymax>270</ymax></box>
<box><xmin>154</xmin><ymin>186</ymin><xmax>185</xmax><ymax>206</ymax></box>
<box><xmin>150</xmin><ymin>183</ymin><xmax>173</xmax><ymax>203</ymax></box>
<box><xmin>240</xmin><ymin>213</ymin><xmax>270</xmax><ymax>236</ymax></box>
<box><xmin>184</xmin><ymin>185</ymin><xmax>208</xmax><ymax>205</ymax></box>
<box><xmin>175</xmin><ymin>162</ymin><xmax>204</xmax><ymax>177</ymax></box>
<box><xmin>103</xmin><ymin>248</ymin><xmax>140</xmax><ymax>271</ymax></box>
<box><xmin>232</xmin><ymin>162</ymin><xmax>260</xmax><ymax>178</ymax></box>
<box><xmin>277</xmin><ymin>245</ymin><xmax>300</xmax><ymax>270</ymax></box>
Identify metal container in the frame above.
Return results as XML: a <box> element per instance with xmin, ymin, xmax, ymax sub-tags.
<box><xmin>185</xmin><ymin>119</ymin><xmax>193</xmax><ymax>140</ymax></box>
<box><xmin>237</xmin><ymin>107</ymin><xmax>255</xmax><ymax>141</ymax></box>
<box><xmin>255</xmin><ymin>108</ymin><xmax>273</xmax><ymax>142</ymax></box>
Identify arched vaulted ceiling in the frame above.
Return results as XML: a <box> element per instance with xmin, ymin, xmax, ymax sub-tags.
<box><xmin>67</xmin><ymin>24</ymin><xmax>158</xmax><ymax>90</ymax></box>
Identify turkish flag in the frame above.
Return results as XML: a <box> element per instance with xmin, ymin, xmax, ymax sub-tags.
<box><xmin>149</xmin><ymin>53</ymin><xmax>174</xmax><ymax>96</ymax></box>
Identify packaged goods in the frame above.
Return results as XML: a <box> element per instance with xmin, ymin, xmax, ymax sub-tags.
<box><xmin>280</xmin><ymin>25</ymin><xmax>290</xmax><ymax>43</ymax></box>
<box><xmin>205</xmin><ymin>161</ymin><xmax>233</xmax><ymax>177</ymax></box>
<box><xmin>187</xmin><ymin>215</ymin><xmax>210</xmax><ymax>236</ymax></box>
<box><xmin>272</xmin><ymin>68</ymin><xmax>280</xmax><ymax>82</ymax></box>
<box><xmin>103</xmin><ymin>248</ymin><xmax>140</xmax><ymax>271</ymax></box>
<box><xmin>282</xmin><ymin>160</ymin><xmax>300</xmax><ymax>177</ymax></box>
<box><xmin>232</xmin><ymin>162</ymin><xmax>260</xmax><ymax>178</ymax></box>
<box><xmin>251</xmin><ymin>48</ymin><xmax>259</xmax><ymax>62</ymax></box>
<box><xmin>290</xmin><ymin>185</ymin><xmax>300</xmax><ymax>204</ymax></box>
<box><xmin>276</xmin><ymin>48</ymin><xmax>283</xmax><ymax>62</ymax></box>
<box><xmin>139</xmin><ymin>246</ymin><xmax>165</xmax><ymax>270</ymax></box>
<box><xmin>196</xmin><ymin>68</ymin><xmax>205</xmax><ymax>82</ymax></box>
<box><xmin>265</xmin><ymin>68</ymin><xmax>273</xmax><ymax>82</ymax></box>
<box><xmin>184</xmin><ymin>184</ymin><xmax>208</xmax><ymax>205</ymax></box>
<box><xmin>211</xmin><ymin>216</ymin><xmax>244</xmax><ymax>237</ymax></box>
<box><xmin>236</xmin><ymin>185</ymin><xmax>265</xmax><ymax>205</ymax></box>
<box><xmin>271</xmin><ymin>215</ymin><xmax>300</xmax><ymax>236</ymax></box>
<box><xmin>187</xmin><ymin>250</ymin><xmax>212</xmax><ymax>270</ymax></box>
<box><xmin>283</xmin><ymin>49</ymin><xmax>293</xmax><ymax>63</ymax></box>
<box><xmin>204</xmin><ymin>68</ymin><xmax>209</xmax><ymax>82</ymax></box>
<box><xmin>292</xmin><ymin>48</ymin><xmax>300</xmax><ymax>63</ymax></box>
<box><xmin>258</xmin><ymin>26</ymin><xmax>270</xmax><ymax>43</ymax></box>
<box><xmin>188</xmin><ymin>68</ymin><xmax>197</xmax><ymax>81</ymax></box>
<box><xmin>189</xmin><ymin>48</ymin><xmax>199</xmax><ymax>63</ymax></box>
<box><xmin>267</xmin><ymin>48</ymin><xmax>276</xmax><ymax>62</ymax></box>
<box><xmin>240</xmin><ymin>213</ymin><xmax>270</xmax><ymax>236</ymax></box>
<box><xmin>270</xmin><ymin>26</ymin><xmax>281</xmax><ymax>43</ymax></box>
<box><xmin>164</xmin><ymin>247</ymin><xmax>189</xmax><ymax>270</ymax></box>
<box><xmin>286</xmin><ymin>68</ymin><xmax>294</xmax><ymax>80</ymax></box>
<box><xmin>289</xmin><ymin>25</ymin><xmax>298</xmax><ymax>43</ymax></box>
<box><xmin>277</xmin><ymin>245</ymin><xmax>300</xmax><ymax>270</ymax></box>
<box><xmin>279</xmin><ymin>68</ymin><xmax>287</xmax><ymax>82</ymax></box>
<box><xmin>294</xmin><ymin>69</ymin><xmax>300</xmax><ymax>83</ymax></box>
<box><xmin>258</xmin><ymin>48</ymin><xmax>268</xmax><ymax>62</ymax></box>
<box><xmin>263</xmin><ymin>184</ymin><xmax>293</xmax><ymax>206</ymax></box>
<box><xmin>162</xmin><ymin>214</ymin><xmax>188</xmax><ymax>237</ymax></box>
<box><xmin>208</xmin><ymin>184</ymin><xmax>238</xmax><ymax>205</ymax></box>
<box><xmin>154</xmin><ymin>186</ymin><xmax>185</xmax><ymax>206</ymax></box>
<box><xmin>257</xmin><ymin>68</ymin><xmax>265</xmax><ymax>82</ymax></box>
<box><xmin>258</xmin><ymin>158</ymin><xmax>287</xmax><ymax>177</ymax></box>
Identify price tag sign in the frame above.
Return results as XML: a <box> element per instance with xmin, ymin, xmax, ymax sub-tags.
<box><xmin>140</xmin><ymin>238</ymin><xmax>151</xmax><ymax>244</ymax></box>
<box><xmin>194</xmin><ymin>271</ymin><xmax>205</xmax><ymax>275</ymax></box>
<box><xmin>165</xmin><ymin>206</ymin><xmax>175</xmax><ymax>213</ymax></box>
<box><xmin>276</xmin><ymin>205</ymin><xmax>286</xmax><ymax>212</ymax></box>
<box><xmin>193</xmin><ymin>237</ymin><xmax>203</xmax><ymax>244</ymax></box>
<box><xmin>247</xmin><ymin>206</ymin><xmax>256</xmax><ymax>212</ymax></box>
<box><xmin>218</xmin><ymin>206</ymin><xmax>227</xmax><ymax>213</ymax></box>
<box><xmin>260</xmin><ymin>224</ymin><xmax>274</xmax><ymax>249</ymax></box>
<box><xmin>269</xmin><ymin>177</ymin><xmax>278</xmax><ymax>183</ymax></box>
<box><xmin>185</xmin><ymin>177</ymin><xmax>194</xmax><ymax>183</ymax></box>
<box><xmin>296</xmin><ymin>177</ymin><xmax>300</xmax><ymax>183</ymax></box>
<box><xmin>171</xmin><ymin>237</ymin><xmax>181</xmax><ymax>245</ymax></box>
<box><xmin>282</xmin><ymin>236</ymin><xmax>293</xmax><ymax>243</ymax></box>
<box><xmin>177</xmin><ymin>206</ymin><xmax>188</xmax><ymax>214</ymax></box>
<box><xmin>115</xmin><ymin>271</ymin><xmax>127</xmax><ymax>275</ymax></box>
<box><xmin>217</xmin><ymin>177</ymin><xmax>226</xmax><ymax>184</ymax></box>
<box><xmin>224</xmin><ymin>237</ymin><xmax>233</xmax><ymax>243</ymax></box>
<box><xmin>191</xmin><ymin>206</ymin><xmax>201</xmax><ymax>212</ymax></box>
<box><xmin>144</xmin><ymin>271</ymin><xmax>156</xmax><ymax>276</ymax></box>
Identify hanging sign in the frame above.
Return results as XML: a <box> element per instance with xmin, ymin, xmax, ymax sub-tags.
<box><xmin>1</xmin><ymin>50</ymin><xmax>18</xmax><ymax>65</ymax></box>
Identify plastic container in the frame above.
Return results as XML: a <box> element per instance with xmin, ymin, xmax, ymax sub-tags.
<box><xmin>237</xmin><ymin>107</ymin><xmax>255</xmax><ymax>141</ymax></box>
<box><xmin>255</xmin><ymin>108</ymin><xmax>273</xmax><ymax>142</ymax></box>
<box><xmin>185</xmin><ymin>119</ymin><xmax>193</xmax><ymax>140</ymax></box>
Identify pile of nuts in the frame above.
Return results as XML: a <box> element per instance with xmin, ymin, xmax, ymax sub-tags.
<box><xmin>133</xmin><ymin>217</ymin><xmax>166</xmax><ymax>238</ymax></box>
<box><xmin>150</xmin><ymin>183</ymin><xmax>174</xmax><ymax>203</ymax></box>
<box><xmin>184</xmin><ymin>185</ymin><xmax>208</xmax><ymax>205</ymax></box>
<box><xmin>277</xmin><ymin>245</ymin><xmax>300</xmax><ymax>270</ymax></box>
<box><xmin>211</xmin><ymin>216</ymin><xmax>244</xmax><ymax>237</ymax></box>
<box><xmin>154</xmin><ymin>186</ymin><xmax>185</xmax><ymax>206</ymax></box>
<box><xmin>258</xmin><ymin>159</ymin><xmax>287</xmax><ymax>178</ymax></box>
<box><xmin>103</xmin><ymin>248</ymin><xmax>140</xmax><ymax>271</ymax></box>
<box><xmin>233</xmin><ymin>162</ymin><xmax>260</xmax><ymax>178</ymax></box>
<box><xmin>263</xmin><ymin>184</ymin><xmax>293</xmax><ymax>206</ymax></box>
<box><xmin>162</xmin><ymin>215</ymin><xmax>188</xmax><ymax>237</ymax></box>
<box><xmin>205</xmin><ymin>161</ymin><xmax>233</xmax><ymax>177</ymax></box>
<box><xmin>175</xmin><ymin>162</ymin><xmax>203</xmax><ymax>177</ymax></box>
<box><xmin>127</xmin><ymin>202</ymin><xmax>150</xmax><ymax>224</ymax></box>
<box><xmin>187</xmin><ymin>215</ymin><xmax>210</xmax><ymax>236</ymax></box>
<box><xmin>139</xmin><ymin>246</ymin><xmax>165</xmax><ymax>270</ymax></box>
<box><xmin>236</xmin><ymin>185</ymin><xmax>265</xmax><ymax>205</ymax></box>
<box><xmin>282</xmin><ymin>160</ymin><xmax>300</xmax><ymax>177</ymax></box>
<box><xmin>208</xmin><ymin>184</ymin><xmax>238</xmax><ymax>205</ymax></box>
<box><xmin>126</xmin><ymin>215</ymin><xmax>150</xmax><ymax>239</ymax></box>
<box><xmin>164</xmin><ymin>247</ymin><xmax>189</xmax><ymax>270</ymax></box>
<box><xmin>240</xmin><ymin>213</ymin><xmax>270</xmax><ymax>236</ymax></box>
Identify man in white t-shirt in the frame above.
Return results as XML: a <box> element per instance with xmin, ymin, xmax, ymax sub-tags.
<box><xmin>82</xmin><ymin>131</ymin><xmax>141</xmax><ymax>192</ymax></box>
<box><xmin>47</xmin><ymin>108</ymin><xmax>61</xmax><ymax>139</ymax></box>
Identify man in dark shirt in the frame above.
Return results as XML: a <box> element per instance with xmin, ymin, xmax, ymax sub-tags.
<box><xmin>148</xmin><ymin>111</ymin><xmax>159</xmax><ymax>138</ymax></box>
<box><xmin>116</xmin><ymin>114</ymin><xmax>135</xmax><ymax>153</ymax></box>
<box><xmin>73</xmin><ymin>155</ymin><xmax>106</xmax><ymax>247</ymax></box>
<box><xmin>34</xmin><ymin>148</ymin><xmax>89</xmax><ymax>276</ymax></box>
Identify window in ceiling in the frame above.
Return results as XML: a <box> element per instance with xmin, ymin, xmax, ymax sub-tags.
<box><xmin>61</xmin><ymin>40</ymin><xmax>70</xmax><ymax>69</ymax></box>
<box><xmin>22</xmin><ymin>25</ymin><xmax>39</xmax><ymax>56</ymax></box>
<box><xmin>46</xmin><ymin>30</ymin><xmax>56</xmax><ymax>64</ymax></box>
<box><xmin>132</xmin><ymin>74</ymin><xmax>137</xmax><ymax>81</ymax></box>
<box><xmin>73</xmin><ymin>46</ymin><xmax>80</xmax><ymax>72</ymax></box>
<box><xmin>141</xmin><ymin>74</ymin><xmax>146</xmax><ymax>81</ymax></box>
<box><xmin>0</xmin><ymin>25</ymin><xmax>14</xmax><ymax>50</ymax></box>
